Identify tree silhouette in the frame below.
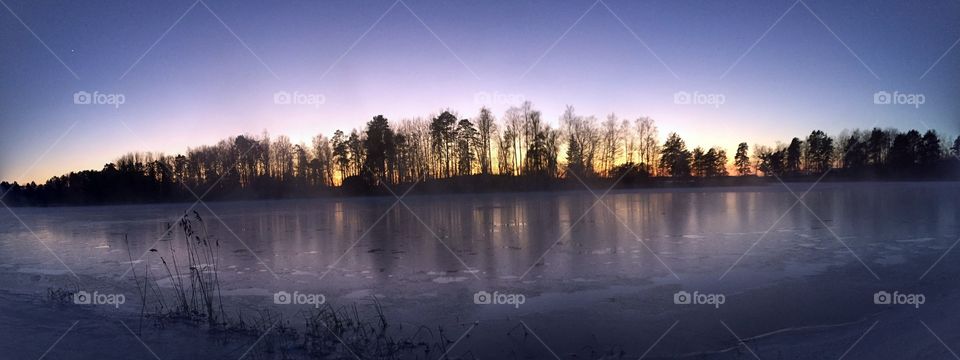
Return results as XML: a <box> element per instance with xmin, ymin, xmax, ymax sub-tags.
<box><xmin>707</xmin><ymin>147</ymin><xmax>728</xmax><ymax>177</ymax></box>
<box><xmin>635</xmin><ymin>117</ymin><xmax>660</xmax><ymax>176</ymax></box>
<box><xmin>659</xmin><ymin>133</ymin><xmax>692</xmax><ymax>178</ymax></box>
<box><xmin>805</xmin><ymin>130</ymin><xmax>833</xmax><ymax>173</ymax></box>
<box><xmin>456</xmin><ymin>118</ymin><xmax>478</xmax><ymax>176</ymax></box>
<box><xmin>475</xmin><ymin>107</ymin><xmax>496</xmax><ymax>175</ymax></box>
<box><xmin>2</xmin><ymin>102</ymin><xmax>955</xmax><ymax>206</ymax></box>
<box><xmin>786</xmin><ymin>138</ymin><xmax>802</xmax><ymax>174</ymax></box>
<box><xmin>562</xmin><ymin>106</ymin><xmax>594</xmax><ymax>178</ymax></box>
<box><xmin>363</xmin><ymin>115</ymin><xmax>394</xmax><ymax>184</ymax></box>
<box><xmin>332</xmin><ymin>130</ymin><xmax>349</xmax><ymax>182</ymax></box>
<box><xmin>952</xmin><ymin>135</ymin><xmax>960</xmax><ymax>158</ymax></box>
<box><xmin>842</xmin><ymin>130</ymin><xmax>868</xmax><ymax>170</ymax></box>
<box><xmin>757</xmin><ymin>146</ymin><xmax>786</xmax><ymax>176</ymax></box>
<box><xmin>430</xmin><ymin>111</ymin><xmax>457</xmax><ymax>178</ymax></box>
<box><xmin>919</xmin><ymin>130</ymin><xmax>943</xmax><ymax>166</ymax></box>
<box><xmin>691</xmin><ymin>147</ymin><xmax>706</xmax><ymax>177</ymax></box>
<box><xmin>889</xmin><ymin>130</ymin><xmax>922</xmax><ymax>169</ymax></box>
<box><xmin>735</xmin><ymin>143</ymin><xmax>751</xmax><ymax>176</ymax></box>
<box><xmin>867</xmin><ymin>128</ymin><xmax>891</xmax><ymax>166</ymax></box>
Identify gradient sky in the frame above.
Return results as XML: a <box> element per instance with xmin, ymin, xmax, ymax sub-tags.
<box><xmin>1</xmin><ymin>0</ymin><xmax>958</xmax><ymax>183</ymax></box>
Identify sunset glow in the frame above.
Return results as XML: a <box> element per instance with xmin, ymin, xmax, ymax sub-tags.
<box><xmin>1</xmin><ymin>0</ymin><xmax>957</xmax><ymax>183</ymax></box>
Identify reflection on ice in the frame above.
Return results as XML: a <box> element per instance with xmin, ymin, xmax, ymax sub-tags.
<box><xmin>1</xmin><ymin>182</ymin><xmax>958</xmax><ymax>358</ymax></box>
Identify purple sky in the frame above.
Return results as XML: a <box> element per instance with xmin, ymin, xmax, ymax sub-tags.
<box><xmin>1</xmin><ymin>0</ymin><xmax>958</xmax><ymax>183</ymax></box>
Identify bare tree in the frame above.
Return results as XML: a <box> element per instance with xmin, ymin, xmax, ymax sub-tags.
<box><xmin>272</xmin><ymin>135</ymin><xmax>294</xmax><ymax>181</ymax></box>
<box><xmin>600</xmin><ymin>114</ymin><xmax>622</xmax><ymax>176</ymax></box>
<box><xmin>504</xmin><ymin>106</ymin><xmax>524</xmax><ymax>176</ymax></box>
<box><xmin>561</xmin><ymin>106</ymin><xmax>599</xmax><ymax>177</ymax></box>
<box><xmin>475</xmin><ymin>107</ymin><xmax>496</xmax><ymax>175</ymax></box>
<box><xmin>634</xmin><ymin>117</ymin><xmax>660</xmax><ymax>176</ymax></box>
<box><xmin>312</xmin><ymin>134</ymin><xmax>334</xmax><ymax>186</ymax></box>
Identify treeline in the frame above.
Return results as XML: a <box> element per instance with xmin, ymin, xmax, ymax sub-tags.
<box><xmin>2</xmin><ymin>101</ymin><xmax>958</xmax><ymax>205</ymax></box>
<box><xmin>747</xmin><ymin>128</ymin><xmax>956</xmax><ymax>177</ymax></box>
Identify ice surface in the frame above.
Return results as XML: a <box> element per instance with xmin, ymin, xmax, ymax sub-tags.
<box><xmin>1</xmin><ymin>182</ymin><xmax>959</xmax><ymax>358</ymax></box>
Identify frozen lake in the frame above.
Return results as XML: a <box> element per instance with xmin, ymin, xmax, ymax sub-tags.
<box><xmin>2</xmin><ymin>182</ymin><xmax>959</xmax><ymax>359</ymax></box>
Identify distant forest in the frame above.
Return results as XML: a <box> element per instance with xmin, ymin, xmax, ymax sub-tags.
<box><xmin>2</xmin><ymin>102</ymin><xmax>958</xmax><ymax>206</ymax></box>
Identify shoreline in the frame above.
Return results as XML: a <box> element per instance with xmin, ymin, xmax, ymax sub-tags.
<box><xmin>4</xmin><ymin>177</ymin><xmax>958</xmax><ymax>208</ymax></box>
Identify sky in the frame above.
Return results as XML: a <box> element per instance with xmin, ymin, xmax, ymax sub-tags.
<box><xmin>1</xmin><ymin>0</ymin><xmax>958</xmax><ymax>183</ymax></box>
